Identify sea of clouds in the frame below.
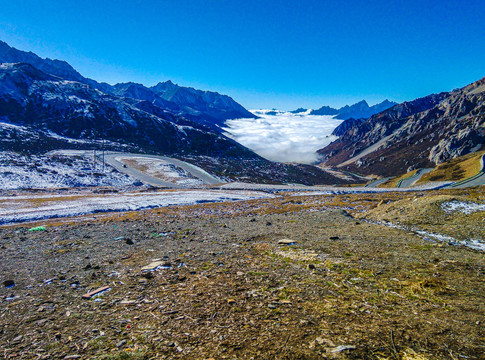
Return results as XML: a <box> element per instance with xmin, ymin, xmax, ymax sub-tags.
<box><xmin>223</xmin><ymin>110</ymin><xmax>343</xmax><ymax>164</ymax></box>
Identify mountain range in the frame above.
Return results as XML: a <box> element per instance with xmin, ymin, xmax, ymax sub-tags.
<box><xmin>0</xmin><ymin>40</ymin><xmax>345</xmax><ymax>185</ymax></box>
<box><xmin>291</xmin><ymin>99</ymin><xmax>397</xmax><ymax>120</ymax></box>
<box><xmin>317</xmin><ymin>77</ymin><xmax>485</xmax><ymax>177</ymax></box>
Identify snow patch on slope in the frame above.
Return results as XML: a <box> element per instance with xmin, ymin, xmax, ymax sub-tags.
<box><xmin>0</xmin><ymin>190</ymin><xmax>275</xmax><ymax>224</ymax></box>
<box><xmin>0</xmin><ymin>152</ymin><xmax>134</xmax><ymax>189</ymax></box>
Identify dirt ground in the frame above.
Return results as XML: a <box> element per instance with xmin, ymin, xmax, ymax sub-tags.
<box><xmin>0</xmin><ymin>189</ymin><xmax>484</xmax><ymax>359</ymax></box>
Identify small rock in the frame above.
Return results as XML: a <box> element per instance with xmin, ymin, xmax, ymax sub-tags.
<box><xmin>308</xmin><ymin>264</ymin><xmax>316</xmax><ymax>270</ymax></box>
<box><xmin>12</xmin><ymin>335</ymin><xmax>23</xmax><ymax>342</ymax></box>
<box><xmin>3</xmin><ymin>280</ymin><xmax>15</xmax><ymax>288</ymax></box>
<box><xmin>120</xmin><ymin>300</ymin><xmax>137</xmax><ymax>305</ymax></box>
<box><xmin>266</xmin><ymin>221</ymin><xmax>272</xmax><ymax>226</ymax></box>
<box><xmin>141</xmin><ymin>272</ymin><xmax>154</xmax><ymax>279</ymax></box>
<box><xmin>227</xmin><ymin>299</ymin><xmax>236</xmax><ymax>304</ymax></box>
<box><xmin>55</xmin><ymin>333</ymin><xmax>62</xmax><ymax>340</ymax></box>
<box><xmin>331</xmin><ymin>345</ymin><xmax>356</xmax><ymax>353</ymax></box>
<box><xmin>168</xmin><ymin>342</ymin><xmax>175</xmax><ymax>347</ymax></box>
<box><xmin>116</xmin><ymin>340</ymin><xmax>127</xmax><ymax>348</ymax></box>
<box><xmin>268</xmin><ymin>304</ymin><xmax>277</xmax><ymax>309</ymax></box>
<box><xmin>125</xmin><ymin>238</ymin><xmax>134</xmax><ymax>245</ymax></box>
<box><xmin>278</xmin><ymin>239</ymin><xmax>297</xmax><ymax>245</ymax></box>
<box><xmin>329</xmin><ymin>236</ymin><xmax>339</xmax><ymax>240</ymax></box>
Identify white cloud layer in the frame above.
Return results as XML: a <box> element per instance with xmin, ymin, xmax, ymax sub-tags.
<box><xmin>223</xmin><ymin>110</ymin><xmax>343</xmax><ymax>164</ymax></box>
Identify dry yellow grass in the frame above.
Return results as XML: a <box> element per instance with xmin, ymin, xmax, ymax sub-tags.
<box><xmin>417</xmin><ymin>150</ymin><xmax>484</xmax><ymax>184</ymax></box>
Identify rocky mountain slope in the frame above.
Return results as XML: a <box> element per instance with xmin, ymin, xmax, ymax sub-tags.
<box><xmin>0</xmin><ymin>40</ymin><xmax>255</xmax><ymax>127</ymax></box>
<box><xmin>318</xmin><ymin>77</ymin><xmax>485</xmax><ymax>177</ymax></box>
<box><xmin>0</xmin><ymin>63</ymin><xmax>254</xmax><ymax>158</ymax></box>
<box><xmin>309</xmin><ymin>99</ymin><xmax>397</xmax><ymax>119</ymax></box>
<box><xmin>0</xmin><ymin>44</ymin><xmax>346</xmax><ymax>185</ymax></box>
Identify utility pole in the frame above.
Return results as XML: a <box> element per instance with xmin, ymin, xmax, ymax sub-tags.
<box><xmin>102</xmin><ymin>122</ymin><xmax>105</xmax><ymax>172</ymax></box>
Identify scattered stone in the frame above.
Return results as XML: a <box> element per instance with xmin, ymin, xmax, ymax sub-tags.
<box><xmin>266</xmin><ymin>221</ymin><xmax>272</xmax><ymax>226</ymax></box>
<box><xmin>12</xmin><ymin>335</ymin><xmax>23</xmax><ymax>343</ymax></box>
<box><xmin>3</xmin><ymin>280</ymin><xmax>15</xmax><ymax>288</ymax></box>
<box><xmin>329</xmin><ymin>236</ymin><xmax>340</xmax><ymax>240</ymax></box>
<box><xmin>141</xmin><ymin>261</ymin><xmax>172</xmax><ymax>272</ymax></box>
<box><xmin>116</xmin><ymin>340</ymin><xmax>127</xmax><ymax>348</ymax></box>
<box><xmin>125</xmin><ymin>238</ymin><xmax>134</xmax><ymax>245</ymax></box>
<box><xmin>141</xmin><ymin>272</ymin><xmax>154</xmax><ymax>279</ymax></box>
<box><xmin>308</xmin><ymin>264</ymin><xmax>316</xmax><ymax>270</ymax></box>
<box><xmin>278</xmin><ymin>239</ymin><xmax>297</xmax><ymax>245</ymax></box>
<box><xmin>268</xmin><ymin>304</ymin><xmax>277</xmax><ymax>309</ymax></box>
<box><xmin>331</xmin><ymin>345</ymin><xmax>356</xmax><ymax>353</ymax></box>
<box><xmin>227</xmin><ymin>299</ymin><xmax>236</xmax><ymax>304</ymax></box>
<box><xmin>120</xmin><ymin>300</ymin><xmax>137</xmax><ymax>305</ymax></box>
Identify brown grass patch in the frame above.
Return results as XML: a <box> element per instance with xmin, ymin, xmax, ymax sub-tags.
<box><xmin>417</xmin><ymin>150</ymin><xmax>484</xmax><ymax>184</ymax></box>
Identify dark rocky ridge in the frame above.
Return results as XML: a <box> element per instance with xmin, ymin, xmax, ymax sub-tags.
<box><xmin>318</xmin><ymin>77</ymin><xmax>485</xmax><ymax>177</ymax></box>
<box><xmin>0</xmin><ymin>63</ymin><xmax>252</xmax><ymax>158</ymax></box>
<box><xmin>309</xmin><ymin>99</ymin><xmax>397</xmax><ymax>119</ymax></box>
<box><xmin>0</xmin><ymin>40</ymin><xmax>255</xmax><ymax>127</ymax></box>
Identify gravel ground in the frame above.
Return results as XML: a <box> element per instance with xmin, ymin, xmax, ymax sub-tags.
<box><xmin>0</xmin><ymin>191</ymin><xmax>484</xmax><ymax>359</ymax></box>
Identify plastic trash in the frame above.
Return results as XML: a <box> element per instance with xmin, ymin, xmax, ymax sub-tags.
<box><xmin>28</xmin><ymin>226</ymin><xmax>46</xmax><ymax>232</ymax></box>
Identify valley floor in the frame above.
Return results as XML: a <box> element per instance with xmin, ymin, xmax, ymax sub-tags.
<box><xmin>1</xmin><ymin>189</ymin><xmax>484</xmax><ymax>359</ymax></box>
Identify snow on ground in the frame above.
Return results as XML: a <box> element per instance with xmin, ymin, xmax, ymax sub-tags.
<box><xmin>223</xmin><ymin>110</ymin><xmax>343</xmax><ymax>164</ymax></box>
<box><xmin>441</xmin><ymin>200</ymin><xmax>485</xmax><ymax>214</ymax></box>
<box><xmin>0</xmin><ymin>152</ymin><xmax>134</xmax><ymax>190</ymax></box>
<box><xmin>369</xmin><ymin>220</ymin><xmax>485</xmax><ymax>252</ymax></box>
<box><xmin>415</xmin><ymin>229</ymin><xmax>485</xmax><ymax>252</ymax></box>
<box><xmin>115</xmin><ymin>156</ymin><xmax>202</xmax><ymax>186</ymax></box>
<box><xmin>0</xmin><ymin>190</ymin><xmax>275</xmax><ymax>224</ymax></box>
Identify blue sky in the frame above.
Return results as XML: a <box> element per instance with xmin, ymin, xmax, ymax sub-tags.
<box><xmin>0</xmin><ymin>0</ymin><xmax>484</xmax><ymax>109</ymax></box>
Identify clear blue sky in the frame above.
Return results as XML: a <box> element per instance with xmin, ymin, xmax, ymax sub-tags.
<box><xmin>0</xmin><ymin>0</ymin><xmax>484</xmax><ymax>110</ymax></box>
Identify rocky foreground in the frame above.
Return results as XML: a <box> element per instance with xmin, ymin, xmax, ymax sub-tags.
<box><xmin>0</xmin><ymin>189</ymin><xmax>484</xmax><ymax>359</ymax></box>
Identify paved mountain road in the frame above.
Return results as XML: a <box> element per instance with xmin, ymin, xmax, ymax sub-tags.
<box><xmin>397</xmin><ymin>168</ymin><xmax>434</xmax><ymax>188</ymax></box>
<box><xmin>48</xmin><ymin>150</ymin><xmax>223</xmax><ymax>188</ymax></box>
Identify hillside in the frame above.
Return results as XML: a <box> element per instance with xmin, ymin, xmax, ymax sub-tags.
<box><xmin>318</xmin><ymin>77</ymin><xmax>485</xmax><ymax>177</ymax></box>
<box><xmin>0</xmin><ymin>53</ymin><xmax>347</xmax><ymax>185</ymax></box>
<box><xmin>0</xmin><ymin>63</ymin><xmax>253</xmax><ymax>158</ymax></box>
<box><xmin>0</xmin><ymin>40</ymin><xmax>255</xmax><ymax>127</ymax></box>
<box><xmin>1</xmin><ymin>188</ymin><xmax>483</xmax><ymax>359</ymax></box>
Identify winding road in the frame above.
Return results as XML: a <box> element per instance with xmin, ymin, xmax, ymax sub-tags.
<box><xmin>48</xmin><ymin>150</ymin><xmax>223</xmax><ymax>188</ymax></box>
<box><xmin>397</xmin><ymin>168</ymin><xmax>434</xmax><ymax>188</ymax></box>
<box><xmin>103</xmin><ymin>152</ymin><xmax>223</xmax><ymax>188</ymax></box>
